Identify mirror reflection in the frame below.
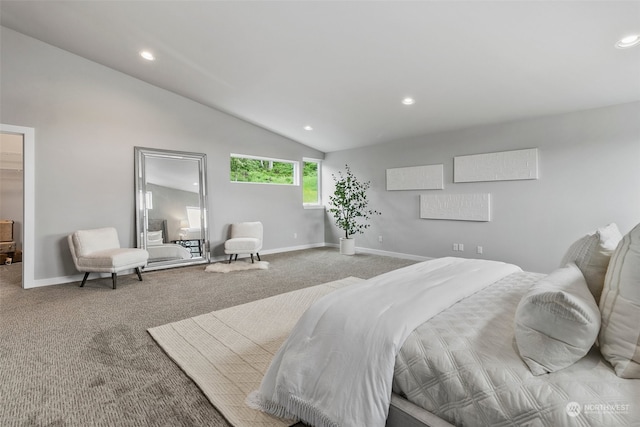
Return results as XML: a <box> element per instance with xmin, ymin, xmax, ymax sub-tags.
<box><xmin>135</xmin><ymin>147</ymin><xmax>209</xmax><ymax>269</ymax></box>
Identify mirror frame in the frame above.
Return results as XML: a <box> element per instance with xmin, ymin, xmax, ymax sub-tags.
<box><xmin>134</xmin><ymin>147</ymin><xmax>210</xmax><ymax>270</ymax></box>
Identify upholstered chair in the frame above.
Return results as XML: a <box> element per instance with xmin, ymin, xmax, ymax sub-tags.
<box><xmin>224</xmin><ymin>221</ymin><xmax>263</xmax><ymax>263</ymax></box>
<box><xmin>68</xmin><ymin>227</ymin><xmax>149</xmax><ymax>289</ymax></box>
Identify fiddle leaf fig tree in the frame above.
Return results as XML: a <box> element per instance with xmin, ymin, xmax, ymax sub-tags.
<box><xmin>328</xmin><ymin>165</ymin><xmax>381</xmax><ymax>239</ymax></box>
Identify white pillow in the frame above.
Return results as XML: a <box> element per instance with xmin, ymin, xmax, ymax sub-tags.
<box><xmin>514</xmin><ymin>263</ymin><xmax>600</xmax><ymax>376</ymax></box>
<box><xmin>599</xmin><ymin>222</ymin><xmax>640</xmax><ymax>379</ymax></box>
<box><xmin>147</xmin><ymin>230</ymin><xmax>163</xmax><ymax>246</ymax></box>
<box><xmin>560</xmin><ymin>223</ymin><xmax>622</xmax><ymax>303</ymax></box>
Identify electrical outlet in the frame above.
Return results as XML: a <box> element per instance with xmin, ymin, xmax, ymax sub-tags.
<box><xmin>477</xmin><ymin>246</ymin><xmax>483</xmax><ymax>254</ymax></box>
<box><xmin>459</xmin><ymin>243</ymin><xmax>464</xmax><ymax>251</ymax></box>
<box><xmin>294</xmin><ymin>232</ymin><xmax>297</xmax><ymax>239</ymax></box>
<box><xmin>378</xmin><ymin>235</ymin><xmax>383</xmax><ymax>243</ymax></box>
<box><xmin>453</xmin><ymin>243</ymin><xmax>459</xmax><ymax>251</ymax></box>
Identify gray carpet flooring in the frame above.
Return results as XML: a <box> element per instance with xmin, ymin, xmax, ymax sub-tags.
<box><xmin>0</xmin><ymin>248</ymin><xmax>416</xmax><ymax>427</ymax></box>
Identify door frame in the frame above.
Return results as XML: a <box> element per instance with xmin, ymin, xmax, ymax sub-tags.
<box><xmin>0</xmin><ymin>124</ymin><xmax>34</xmax><ymax>289</ymax></box>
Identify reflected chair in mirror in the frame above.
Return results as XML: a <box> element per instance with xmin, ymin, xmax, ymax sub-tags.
<box><xmin>68</xmin><ymin>227</ymin><xmax>149</xmax><ymax>289</ymax></box>
<box><xmin>224</xmin><ymin>221</ymin><xmax>263</xmax><ymax>263</ymax></box>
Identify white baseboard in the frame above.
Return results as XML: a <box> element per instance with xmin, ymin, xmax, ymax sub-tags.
<box><xmin>263</xmin><ymin>242</ymin><xmax>327</xmax><ymax>255</ymax></box>
<box><xmin>210</xmin><ymin>242</ymin><xmax>327</xmax><ymax>263</ymax></box>
<box><xmin>27</xmin><ymin>272</ymin><xmax>112</xmax><ymax>289</ymax></box>
<box><xmin>27</xmin><ymin>242</ymin><xmax>426</xmax><ymax>288</ymax></box>
<box><xmin>324</xmin><ymin>243</ymin><xmax>432</xmax><ymax>262</ymax></box>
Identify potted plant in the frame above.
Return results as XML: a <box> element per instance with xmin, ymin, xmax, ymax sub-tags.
<box><xmin>327</xmin><ymin>165</ymin><xmax>381</xmax><ymax>255</ymax></box>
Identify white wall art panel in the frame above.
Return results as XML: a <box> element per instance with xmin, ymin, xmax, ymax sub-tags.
<box><xmin>420</xmin><ymin>193</ymin><xmax>491</xmax><ymax>221</ymax></box>
<box><xmin>454</xmin><ymin>148</ymin><xmax>538</xmax><ymax>183</ymax></box>
<box><xmin>386</xmin><ymin>164</ymin><xmax>444</xmax><ymax>190</ymax></box>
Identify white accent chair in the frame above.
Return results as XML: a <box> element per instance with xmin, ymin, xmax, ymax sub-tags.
<box><xmin>68</xmin><ymin>227</ymin><xmax>149</xmax><ymax>289</ymax></box>
<box><xmin>224</xmin><ymin>221</ymin><xmax>263</xmax><ymax>263</ymax></box>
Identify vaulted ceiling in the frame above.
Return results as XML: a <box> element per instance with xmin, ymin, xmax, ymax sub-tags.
<box><xmin>2</xmin><ymin>1</ymin><xmax>639</xmax><ymax>152</ymax></box>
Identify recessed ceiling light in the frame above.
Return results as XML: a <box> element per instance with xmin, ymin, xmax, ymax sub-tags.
<box><xmin>616</xmin><ymin>34</ymin><xmax>640</xmax><ymax>49</ymax></box>
<box><xmin>304</xmin><ymin>125</ymin><xmax>313</xmax><ymax>131</ymax></box>
<box><xmin>140</xmin><ymin>50</ymin><xmax>155</xmax><ymax>61</ymax></box>
<box><xmin>402</xmin><ymin>97</ymin><xmax>415</xmax><ymax>105</ymax></box>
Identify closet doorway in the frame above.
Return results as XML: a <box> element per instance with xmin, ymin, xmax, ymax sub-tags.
<box><xmin>0</xmin><ymin>125</ymin><xmax>34</xmax><ymax>289</ymax></box>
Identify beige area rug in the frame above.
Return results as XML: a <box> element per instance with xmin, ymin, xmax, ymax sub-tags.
<box><xmin>148</xmin><ymin>276</ymin><xmax>365</xmax><ymax>427</ymax></box>
<box><xmin>205</xmin><ymin>260</ymin><xmax>269</xmax><ymax>273</ymax></box>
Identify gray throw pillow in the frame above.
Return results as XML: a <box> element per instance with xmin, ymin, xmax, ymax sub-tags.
<box><xmin>560</xmin><ymin>223</ymin><xmax>622</xmax><ymax>303</ymax></box>
<box><xmin>599</xmin><ymin>222</ymin><xmax>640</xmax><ymax>379</ymax></box>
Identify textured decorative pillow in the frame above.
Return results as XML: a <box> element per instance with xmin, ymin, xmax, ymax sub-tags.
<box><xmin>599</xmin><ymin>222</ymin><xmax>640</xmax><ymax>379</ymax></box>
<box><xmin>560</xmin><ymin>223</ymin><xmax>622</xmax><ymax>303</ymax></box>
<box><xmin>147</xmin><ymin>230</ymin><xmax>163</xmax><ymax>246</ymax></box>
<box><xmin>514</xmin><ymin>263</ymin><xmax>601</xmax><ymax>375</ymax></box>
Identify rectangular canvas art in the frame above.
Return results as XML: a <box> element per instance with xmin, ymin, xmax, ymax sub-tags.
<box><xmin>454</xmin><ymin>148</ymin><xmax>538</xmax><ymax>183</ymax></box>
<box><xmin>386</xmin><ymin>164</ymin><xmax>444</xmax><ymax>190</ymax></box>
<box><xmin>420</xmin><ymin>193</ymin><xmax>491</xmax><ymax>222</ymax></box>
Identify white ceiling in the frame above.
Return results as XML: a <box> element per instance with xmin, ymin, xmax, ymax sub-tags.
<box><xmin>1</xmin><ymin>1</ymin><xmax>639</xmax><ymax>153</ymax></box>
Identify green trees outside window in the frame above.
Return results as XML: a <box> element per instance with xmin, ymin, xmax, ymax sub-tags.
<box><xmin>303</xmin><ymin>160</ymin><xmax>321</xmax><ymax>205</ymax></box>
<box><xmin>230</xmin><ymin>154</ymin><xmax>321</xmax><ymax>205</ymax></box>
<box><xmin>230</xmin><ymin>155</ymin><xmax>295</xmax><ymax>184</ymax></box>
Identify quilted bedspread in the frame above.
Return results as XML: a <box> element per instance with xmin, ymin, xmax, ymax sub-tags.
<box><xmin>393</xmin><ymin>271</ymin><xmax>640</xmax><ymax>427</ymax></box>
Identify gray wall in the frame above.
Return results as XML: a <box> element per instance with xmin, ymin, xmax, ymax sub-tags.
<box><xmin>324</xmin><ymin>102</ymin><xmax>640</xmax><ymax>273</ymax></box>
<box><xmin>0</xmin><ymin>27</ymin><xmax>325</xmax><ymax>282</ymax></box>
<box><xmin>3</xmin><ymin>26</ymin><xmax>638</xmax><ymax>281</ymax></box>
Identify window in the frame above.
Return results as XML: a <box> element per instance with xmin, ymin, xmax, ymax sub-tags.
<box><xmin>145</xmin><ymin>191</ymin><xmax>153</xmax><ymax>210</ymax></box>
<box><xmin>186</xmin><ymin>206</ymin><xmax>202</xmax><ymax>229</ymax></box>
<box><xmin>303</xmin><ymin>158</ymin><xmax>322</xmax><ymax>206</ymax></box>
<box><xmin>230</xmin><ymin>154</ymin><xmax>298</xmax><ymax>185</ymax></box>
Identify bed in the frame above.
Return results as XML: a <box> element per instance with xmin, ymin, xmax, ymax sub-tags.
<box><xmin>146</xmin><ymin>219</ymin><xmax>192</xmax><ymax>262</ymax></box>
<box><xmin>253</xmin><ymin>222</ymin><xmax>640</xmax><ymax>427</ymax></box>
<box><xmin>391</xmin><ymin>270</ymin><xmax>638</xmax><ymax>427</ymax></box>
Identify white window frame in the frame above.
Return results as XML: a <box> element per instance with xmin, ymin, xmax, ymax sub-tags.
<box><xmin>186</xmin><ymin>206</ymin><xmax>202</xmax><ymax>229</ymax></box>
<box><xmin>230</xmin><ymin>153</ymin><xmax>299</xmax><ymax>186</ymax></box>
<box><xmin>145</xmin><ymin>191</ymin><xmax>153</xmax><ymax>210</ymax></box>
<box><xmin>302</xmin><ymin>157</ymin><xmax>322</xmax><ymax>207</ymax></box>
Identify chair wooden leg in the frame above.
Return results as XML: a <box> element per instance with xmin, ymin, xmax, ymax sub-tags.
<box><xmin>112</xmin><ymin>273</ymin><xmax>117</xmax><ymax>289</ymax></box>
<box><xmin>80</xmin><ymin>272</ymin><xmax>90</xmax><ymax>287</ymax></box>
<box><xmin>135</xmin><ymin>267</ymin><xmax>143</xmax><ymax>281</ymax></box>
<box><xmin>234</xmin><ymin>254</ymin><xmax>238</xmax><ymax>262</ymax></box>
<box><xmin>250</xmin><ymin>254</ymin><xmax>254</xmax><ymax>263</ymax></box>
<box><xmin>228</xmin><ymin>254</ymin><xmax>233</xmax><ymax>264</ymax></box>
<box><xmin>256</xmin><ymin>253</ymin><xmax>261</xmax><ymax>262</ymax></box>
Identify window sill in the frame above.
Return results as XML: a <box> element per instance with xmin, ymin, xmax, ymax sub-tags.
<box><xmin>303</xmin><ymin>205</ymin><xmax>326</xmax><ymax>210</ymax></box>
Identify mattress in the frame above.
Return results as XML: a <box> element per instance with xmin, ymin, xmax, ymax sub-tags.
<box><xmin>393</xmin><ymin>271</ymin><xmax>640</xmax><ymax>427</ymax></box>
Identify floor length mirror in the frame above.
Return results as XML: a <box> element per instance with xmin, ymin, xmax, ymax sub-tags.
<box><xmin>134</xmin><ymin>147</ymin><xmax>209</xmax><ymax>270</ymax></box>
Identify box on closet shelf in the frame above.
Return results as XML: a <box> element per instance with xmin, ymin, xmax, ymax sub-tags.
<box><xmin>0</xmin><ymin>220</ymin><xmax>14</xmax><ymax>242</ymax></box>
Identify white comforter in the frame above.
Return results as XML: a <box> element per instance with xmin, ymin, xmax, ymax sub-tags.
<box><xmin>252</xmin><ymin>257</ymin><xmax>522</xmax><ymax>427</ymax></box>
